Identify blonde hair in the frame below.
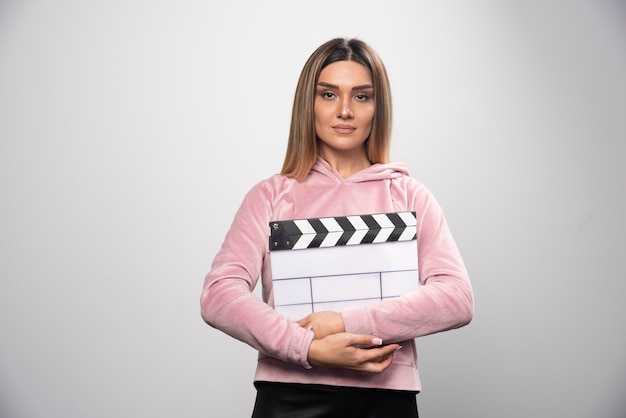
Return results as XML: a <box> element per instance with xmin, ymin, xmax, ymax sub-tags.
<box><xmin>280</xmin><ymin>38</ymin><xmax>393</xmax><ymax>180</ymax></box>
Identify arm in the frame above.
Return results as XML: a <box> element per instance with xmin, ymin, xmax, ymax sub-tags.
<box><xmin>200</xmin><ymin>181</ymin><xmax>314</xmax><ymax>368</ymax></box>
<box><xmin>341</xmin><ymin>190</ymin><xmax>474</xmax><ymax>342</ymax></box>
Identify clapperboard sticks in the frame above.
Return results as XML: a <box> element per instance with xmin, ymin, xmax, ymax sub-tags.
<box><xmin>270</xmin><ymin>211</ymin><xmax>417</xmax><ymax>251</ymax></box>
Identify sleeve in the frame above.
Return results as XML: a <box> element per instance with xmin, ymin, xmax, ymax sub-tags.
<box><xmin>341</xmin><ymin>187</ymin><xmax>474</xmax><ymax>342</ymax></box>
<box><xmin>200</xmin><ymin>180</ymin><xmax>314</xmax><ymax>368</ymax></box>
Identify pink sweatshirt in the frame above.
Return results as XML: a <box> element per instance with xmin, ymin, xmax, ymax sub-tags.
<box><xmin>200</xmin><ymin>157</ymin><xmax>473</xmax><ymax>392</ymax></box>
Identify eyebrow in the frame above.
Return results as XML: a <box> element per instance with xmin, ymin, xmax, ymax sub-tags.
<box><xmin>317</xmin><ymin>82</ymin><xmax>374</xmax><ymax>91</ymax></box>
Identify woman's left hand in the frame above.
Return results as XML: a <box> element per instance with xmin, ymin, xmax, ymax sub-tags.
<box><xmin>296</xmin><ymin>311</ymin><xmax>345</xmax><ymax>339</ymax></box>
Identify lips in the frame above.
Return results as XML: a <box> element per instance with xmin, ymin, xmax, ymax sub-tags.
<box><xmin>332</xmin><ymin>125</ymin><xmax>356</xmax><ymax>134</ymax></box>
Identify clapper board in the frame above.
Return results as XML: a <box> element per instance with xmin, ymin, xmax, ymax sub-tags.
<box><xmin>269</xmin><ymin>212</ymin><xmax>419</xmax><ymax>320</ymax></box>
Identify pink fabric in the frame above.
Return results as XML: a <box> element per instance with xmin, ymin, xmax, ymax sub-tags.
<box><xmin>200</xmin><ymin>157</ymin><xmax>473</xmax><ymax>392</ymax></box>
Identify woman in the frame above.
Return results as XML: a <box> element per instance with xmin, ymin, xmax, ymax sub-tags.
<box><xmin>201</xmin><ymin>37</ymin><xmax>473</xmax><ymax>417</ymax></box>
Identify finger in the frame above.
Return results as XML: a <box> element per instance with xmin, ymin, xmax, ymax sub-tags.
<box><xmin>296</xmin><ymin>315</ymin><xmax>313</xmax><ymax>328</ymax></box>
<box><xmin>348</xmin><ymin>334</ymin><xmax>386</xmax><ymax>348</ymax></box>
<box><xmin>357</xmin><ymin>353</ymin><xmax>395</xmax><ymax>374</ymax></box>
<box><xmin>366</xmin><ymin>344</ymin><xmax>402</xmax><ymax>358</ymax></box>
<box><xmin>370</xmin><ymin>344</ymin><xmax>400</xmax><ymax>357</ymax></box>
<box><xmin>348</xmin><ymin>335</ymin><xmax>402</xmax><ymax>354</ymax></box>
<box><xmin>349</xmin><ymin>343</ymin><xmax>400</xmax><ymax>371</ymax></box>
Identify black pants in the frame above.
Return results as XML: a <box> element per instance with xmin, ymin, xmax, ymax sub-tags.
<box><xmin>252</xmin><ymin>382</ymin><xmax>419</xmax><ymax>418</ymax></box>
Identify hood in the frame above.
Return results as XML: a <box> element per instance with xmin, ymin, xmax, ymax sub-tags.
<box><xmin>308</xmin><ymin>156</ymin><xmax>409</xmax><ymax>184</ymax></box>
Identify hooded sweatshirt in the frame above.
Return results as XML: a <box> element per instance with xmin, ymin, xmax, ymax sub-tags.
<box><xmin>200</xmin><ymin>157</ymin><xmax>473</xmax><ymax>392</ymax></box>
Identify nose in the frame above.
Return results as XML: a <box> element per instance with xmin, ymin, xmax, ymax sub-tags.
<box><xmin>338</xmin><ymin>97</ymin><xmax>353</xmax><ymax>119</ymax></box>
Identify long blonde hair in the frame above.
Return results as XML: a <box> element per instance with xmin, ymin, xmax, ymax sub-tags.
<box><xmin>280</xmin><ymin>38</ymin><xmax>393</xmax><ymax>180</ymax></box>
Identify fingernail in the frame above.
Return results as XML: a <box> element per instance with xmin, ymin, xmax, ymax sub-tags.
<box><xmin>372</xmin><ymin>338</ymin><xmax>383</xmax><ymax>346</ymax></box>
<box><xmin>395</xmin><ymin>345</ymin><xmax>403</xmax><ymax>352</ymax></box>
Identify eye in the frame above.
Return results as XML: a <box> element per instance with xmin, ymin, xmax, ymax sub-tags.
<box><xmin>321</xmin><ymin>91</ymin><xmax>336</xmax><ymax>99</ymax></box>
<box><xmin>355</xmin><ymin>93</ymin><xmax>370</xmax><ymax>101</ymax></box>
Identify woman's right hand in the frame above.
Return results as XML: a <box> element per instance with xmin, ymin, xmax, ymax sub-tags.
<box><xmin>307</xmin><ymin>333</ymin><xmax>401</xmax><ymax>373</ymax></box>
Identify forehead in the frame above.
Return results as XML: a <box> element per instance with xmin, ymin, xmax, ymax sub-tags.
<box><xmin>318</xmin><ymin>61</ymin><xmax>373</xmax><ymax>86</ymax></box>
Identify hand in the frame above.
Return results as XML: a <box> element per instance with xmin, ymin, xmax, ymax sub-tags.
<box><xmin>296</xmin><ymin>311</ymin><xmax>345</xmax><ymax>339</ymax></box>
<box><xmin>307</xmin><ymin>332</ymin><xmax>401</xmax><ymax>374</ymax></box>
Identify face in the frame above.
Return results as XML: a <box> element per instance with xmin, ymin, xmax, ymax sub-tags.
<box><xmin>314</xmin><ymin>60</ymin><xmax>375</xmax><ymax>160</ymax></box>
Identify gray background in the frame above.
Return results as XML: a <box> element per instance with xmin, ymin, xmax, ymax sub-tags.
<box><xmin>1</xmin><ymin>1</ymin><xmax>625</xmax><ymax>417</ymax></box>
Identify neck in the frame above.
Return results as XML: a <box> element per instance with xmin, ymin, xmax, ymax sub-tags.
<box><xmin>318</xmin><ymin>149</ymin><xmax>371</xmax><ymax>178</ymax></box>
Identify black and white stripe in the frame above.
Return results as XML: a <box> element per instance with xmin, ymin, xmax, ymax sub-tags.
<box><xmin>269</xmin><ymin>211</ymin><xmax>416</xmax><ymax>251</ymax></box>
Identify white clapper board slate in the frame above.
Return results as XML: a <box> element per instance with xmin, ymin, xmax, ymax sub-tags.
<box><xmin>269</xmin><ymin>212</ymin><xmax>419</xmax><ymax>320</ymax></box>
